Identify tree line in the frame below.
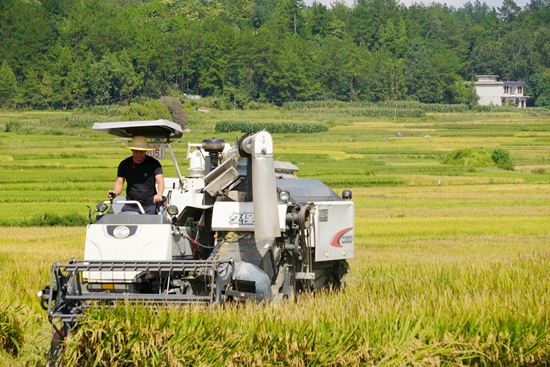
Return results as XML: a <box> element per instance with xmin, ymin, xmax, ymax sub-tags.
<box><xmin>0</xmin><ymin>0</ymin><xmax>549</xmax><ymax>109</ymax></box>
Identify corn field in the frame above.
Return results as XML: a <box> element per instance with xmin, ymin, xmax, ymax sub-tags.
<box><xmin>281</xmin><ymin>100</ymin><xmax>531</xmax><ymax>114</ymax></box>
<box><xmin>214</xmin><ymin>121</ymin><xmax>329</xmax><ymax>134</ymax></box>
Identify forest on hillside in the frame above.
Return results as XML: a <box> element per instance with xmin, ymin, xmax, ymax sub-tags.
<box><xmin>0</xmin><ymin>0</ymin><xmax>550</xmax><ymax>109</ymax></box>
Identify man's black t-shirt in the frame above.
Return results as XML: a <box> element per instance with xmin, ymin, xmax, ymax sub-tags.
<box><xmin>117</xmin><ymin>155</ymin><xmax>163</xmax><ymax>207</ymax></box>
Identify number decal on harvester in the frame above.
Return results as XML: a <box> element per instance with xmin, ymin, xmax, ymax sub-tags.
<box><xmin>146</xmin><ymin>144</ymin><xmax>165</xmax><ymax>159</ymax></box>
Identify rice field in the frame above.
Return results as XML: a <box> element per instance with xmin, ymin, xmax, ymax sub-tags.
<box><xmin>0</xmin><ymin>108</ymin><xmax>549</xmax><ymax>365</ymax></box>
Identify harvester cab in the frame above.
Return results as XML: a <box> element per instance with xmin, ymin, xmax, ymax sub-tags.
<box><xmin>39</xmin><ymin>119</ymin><xmax>354</xmax><ymax>360</ymax></box>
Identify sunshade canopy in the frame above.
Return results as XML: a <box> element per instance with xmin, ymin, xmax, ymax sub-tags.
<box><xmin>92</xmin><ymin>120</ymin><xmax>183</xmax><ymax>139</ymax></box>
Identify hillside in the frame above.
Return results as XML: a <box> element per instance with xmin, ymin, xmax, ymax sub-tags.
<box><xmin>1</xmin><ymin>0</ymin><xmax>550</xmax><ymax>109</ymax></box>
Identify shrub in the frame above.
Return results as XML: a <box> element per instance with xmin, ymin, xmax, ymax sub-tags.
<box><xmin>4</xmin><ymin>121</ymin><xmax>21</xmax><ymax>133</ymax></box>
<box><xmin>442</xmin><ymin>148</ymin><xmax>494</xmax><ymax>167</ymax></box>
<box><xmin>4</xmin><ymin>121</ymin><xmax>33</xmax><ymax>134</ymax></box>
<box><xmin>24</xmin><ymin>212</ymin><xmax>88</xmax><ymax>227</ymax></box>
<box><xmin>78</xmin><ymin>105</ymin><xmax>124</xmax><ymax>116</ymax></box>
<box><xmin>158</xmin><ymin>96</ymin><xmax>187</xmax><ymax>127</ymax></box>
<box><xmin>492</xmin><ymin>148</ymin><xmax>515</xmax><ymax>170</ymax></box>
<box><xmin>121</xmin><ymin>100</ymin><xmax>172</xmax><ymax>121</ymax></box>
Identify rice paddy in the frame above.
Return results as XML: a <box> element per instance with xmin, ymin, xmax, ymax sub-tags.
<box><xmin>0</xmin><ymin>108</ymin><xmax>549</xmax><ymax>365</ymax></box>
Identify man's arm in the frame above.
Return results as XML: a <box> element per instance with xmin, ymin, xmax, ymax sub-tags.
<box><xmin>153</xmin><ymin>173</ymin><xmax>165</xmax><ymax>203</ymax></box>
<box><xmin>108</xmin><ymin>177</ymin><xmax>125</xmax><ymax>199</ymax></box>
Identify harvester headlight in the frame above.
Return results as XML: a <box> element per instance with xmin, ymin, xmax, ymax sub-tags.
<box><xmin>279</xmin><ymin>191</ymin><xmax>290</xmax><ymax>202</ymax></box>
<box><xmin>342</xmin><ymin>190</ymin><xmax>352</xmax><ymax>200</ymax></box>
<box><xmin>113</xmin><ymin>226</ymin><xmax>130</xmax><ymax>239</ymax></box>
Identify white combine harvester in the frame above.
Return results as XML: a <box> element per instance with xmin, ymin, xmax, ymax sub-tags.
<box><xmin>39</xmin><ymin>120</ymin><xmax>354</xmax><ymax>360</ymax></box>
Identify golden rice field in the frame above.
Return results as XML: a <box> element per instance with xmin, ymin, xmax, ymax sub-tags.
<box><xmin>1</xmin><ymin>108</ymin><xmax>550</xmax><ymax>366</ymax></box>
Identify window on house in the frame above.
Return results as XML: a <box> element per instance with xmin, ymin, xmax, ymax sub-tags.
<box><xmin>504</xmin><ymin>85</ymin><xmax>509</xmax><ymax>94</ymax></box>
<box><xmin>518</xmin><ymin>86</ymin><xmax>523</xmax><ymax>95</ymax></box>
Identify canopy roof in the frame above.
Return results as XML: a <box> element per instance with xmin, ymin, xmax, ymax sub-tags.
<box><xmin>92</xmin><ymin>120</ymin><xmax>183</xmax><ymax>139</ymax></box>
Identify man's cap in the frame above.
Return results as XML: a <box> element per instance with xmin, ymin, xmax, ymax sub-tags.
<box><xmin>123</xmin><ymin>136</ymin><xmax>156</xmax><ymax>151</ymax></box>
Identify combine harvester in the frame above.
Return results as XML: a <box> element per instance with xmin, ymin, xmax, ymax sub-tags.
<box><xmin>39</xmin><ymin>120</ymin><xmax>354</xmax><ymax>360</ymax></box>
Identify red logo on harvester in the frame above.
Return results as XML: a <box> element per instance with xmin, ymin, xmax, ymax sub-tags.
<box><xmin>330</xmin><ymin>227</ymin><xmax>354</xmax><ymax>248</ymax></box>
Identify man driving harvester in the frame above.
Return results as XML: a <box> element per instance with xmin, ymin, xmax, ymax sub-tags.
<box><xmin>107</xmin><ymin>135</ymin><xmax>165</xmax><ymax>214</ymax></box>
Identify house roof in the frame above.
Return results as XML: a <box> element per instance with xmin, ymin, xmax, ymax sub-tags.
<box><xmin>503</xmin><ymin>81</ymin><xmax>525</xmax><ymax>85</ymax></box>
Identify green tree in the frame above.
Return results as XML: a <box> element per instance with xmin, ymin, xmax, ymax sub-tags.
<box><xmin>403</xmin><ymin>39</ymin><xmax>441</xmax><ymax>103</ymax></box>
<box><xmin>492</xmin><ymin>148</ymin><xmax>514</xmax><ymax>170</ymax></box>
<box><xmin>270</xmin><ymin>0</ymin><xmax>305</xmax><ymax>35</ymax></box>
<box><xmin>20</xmin><ymin>69</ymin><xmax>43</xmax><ymax>108</ymax></box>
<box><xmin>64</xmin><ymin>0</ymin><xmax>132</xmax><ymax>57</ymax></box>
<box><xmin>447</xmin><ymin>79</ymin><xmax>479</xmax><ymax>106</ymax></box>
<box><xmin>0</xmin><ymin>61</ymin><xmax>18</xmax><ymax>107</ymax></box>
<box><xmin>194</xmin><ymin>22</ymin><xmax>232</xmax><ymax>96</ymax></box>
<box><xmin>378</xmin><ymin>18</ymin><xmax>408</xmax><ymax>58</ymax></box>
<box><xmin>252</xmin><ymin>33</ymin><xmax>320</xmax><ymax>101</ymax></box>
<box><xmin>363</xmin><ymin>51</ymin><xmax>404</xmax><ymax>101</ymax></box>
<box><xmin>86</xmin><ymin>56</ymin><xmax>116</xmax><ymax>104</ymax></box>
<box><xmin>303</xmin><ymin>3</ymin><xmax>335</xmax><ymax>39</ymax></box>
<box><xmin>50</xmin><ymin>45</ymin><xmax>75</xmax><ymax>108</ymax></box>
<box><xmin>497</xmin><ymin>0</ymin><xmax>521</xmax><ymax>23</ymax></box>
<box><xmin>460</xmin><ymin>0</ymin><xmax>498</xmax><ymax>29</ymax></box>
<box><xmin>0</xmin><ymin>1</ymin><xmax>56</xmax><ymax>75</ymax></box>
<box><xmin>85</xmin><ymin>54</ymin><xmax>140</xmax><ymax>104</ymax></box>
<box><xmin>500</xmin><ymin>29</ymin><xmax>534</xmax><ymax>81</ymax></box>
<box><xmin>40</xmin><ymin>71</ymin><xmax>53</xmax><ymax>107</ymax></box>
<box><xmin>315</xmin><ymin>37</ymin><xmax>368</xmax><ymax>101</ymax></box>
<box><xmin>532</xmin><ymin>69</ymin><xmax>550</xmax><ymax>107</ymax></box>
<box><xmin>117</xmin><ymin>52</ymin><xmax>144</xmax><ymax>103</ymax></box>
<box><xmin>350</xmin><ymin>0</ymin><xmax>401</xmax><ymax>49</ymax></box>
<box><xmin>533</xmin><ymin>27</ymin><xmax>550</xmax><ymax>69</ymax></box>
<box><xmin>471</xmin><ymin>40</ymin><xmax>503</xmax><ymax>76</ymax></box>
<box><xmin>0</xmin><ymin>0</ymin><xmax>547</xmax><ymax>107</ymax></box>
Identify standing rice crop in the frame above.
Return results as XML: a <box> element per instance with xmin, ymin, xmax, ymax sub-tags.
<box><xmin>0</xmin><ymin>302</ymin><xmax>24</xmax><ymax>357</ymax></box>
<box><xmin>60</xmin><ymin>250</ymin><xmax>550</xmax><ymax>366</ymax></box>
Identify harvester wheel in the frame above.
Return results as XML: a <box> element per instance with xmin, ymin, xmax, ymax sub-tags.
<box><xmin>333</xmin><ymin>260</ymin><xmax>349</xmax><ymax>289</ymax></box>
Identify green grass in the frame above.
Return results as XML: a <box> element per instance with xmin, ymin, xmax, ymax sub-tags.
<box><xmin>1</xmin><ymin>108</ymin><xmax>550</xmax><ymax>365</ymax></box>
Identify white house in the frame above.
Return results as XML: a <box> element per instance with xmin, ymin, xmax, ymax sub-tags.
<box><xmin>474</xmin><ymin>75</ymin><xmax>529</xmax><ymax>108</ymax></box>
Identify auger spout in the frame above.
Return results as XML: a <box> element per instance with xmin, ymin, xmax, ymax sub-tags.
<box><xmin>241</xmin><ymin>131</ymin><xmax>281</xmax><ymax>240</ymax></box>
